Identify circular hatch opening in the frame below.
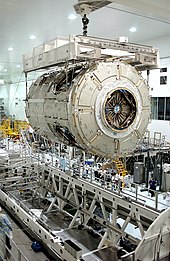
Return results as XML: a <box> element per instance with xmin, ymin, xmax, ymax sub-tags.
<box><xmin>104</xmin><ymin>89</ymin><xmax>136</xmax><ymax>131</ymax></box>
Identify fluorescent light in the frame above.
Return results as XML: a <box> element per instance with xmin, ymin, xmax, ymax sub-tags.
<box><xmin>16</xmin><ymin>64</ymin><xmax>21</xmax><ymax>68</ymax></box>
<box><xmin>129</xmin><ymin>27</ymin><xmax>137</xmax><ymax>33</ymax></box>
<box><xmin>4</xmin><ymin>69</ymin><xmax>7</xmax><ymax>72</ymax></box>
<box><xmin>8</xmin><ymin>47</ymin><xmax>13</xmax><ymax>51</ymax></box>
<box><xmin>68</xmin><ymin>14</ymin><xmax>77</xmax><ymax>20</ymax></box>
<box><xmin>29</xmin><ymin>35</ymin><xmax>37</xmax><ymax>40</ymax></box>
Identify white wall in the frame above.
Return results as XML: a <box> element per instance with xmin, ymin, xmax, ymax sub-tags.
<box><xmin>146</xmin><ymin>37</ymin><xmax>170</xmax><ymax>141</ymax></box>
<box><xmin>0</xmin><ymin>83</ymin><xmax>10</xmax><ymax>116</ymax></box>
<box><xmin>0</xmin><ymin>71</ymin><xmax>44</xmax><ymax>121</ymax></box>
<box><xmin>148</xmin><ymin>120</ymin><xmax>170</xmax><ymax>141</ymax></box>
<box><xmin>8</xmin><ymin>82</ymin><xmax>27</xmax><ymax>120</ymax></box>
<box><xmin>149</xmin><ymin>57</ymin><xmax>170</xmax><ymax>97</ymax></box>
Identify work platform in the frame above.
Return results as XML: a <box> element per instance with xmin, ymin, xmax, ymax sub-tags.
<box><xmin>0</xmin><ymin>139</ymin><xmax>169</xmax><ymax>260</ymax></box>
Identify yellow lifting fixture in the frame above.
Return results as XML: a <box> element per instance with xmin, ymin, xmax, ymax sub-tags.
<box><xmin>0</xmin><ymin>117</ymin><xmax>29</xmax><ymax>139</ymax></box>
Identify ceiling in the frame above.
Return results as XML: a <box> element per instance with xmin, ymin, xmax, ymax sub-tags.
<box><xmin>0</xmin><ymin>0</ymin><xmax>170</xmax><ymax>83</ymax></box>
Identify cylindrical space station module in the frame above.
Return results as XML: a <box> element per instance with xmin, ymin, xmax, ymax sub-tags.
<box><xmin>26</xmin><ymin>61</ymin><xmax>150</xmax><ymax>158</ymax></box>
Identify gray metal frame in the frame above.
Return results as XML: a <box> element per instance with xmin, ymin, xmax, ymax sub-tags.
<box><xmin>0</xmin><ymin>153</ymin><xmax>169</xmax><ymax>260</ymax></box>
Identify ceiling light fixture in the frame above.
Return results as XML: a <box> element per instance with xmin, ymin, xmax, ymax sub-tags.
<box><xmin>68</xmin><ymin>14</ymin><xmax>77</xmax><ymax>20</ymax></box>
<box><xmin>8</xmin><ymin>47</ymin><xmax>13</xmax><ymax>51</ymax></box>
<box><xmin>16</xmin><ymin>64</ymin><xmax>21</xmax><ymax>68</ymax></box>
<box><xmin>129</xmin><ymin>27</ymin><xmax>137</xmax><ymax>33</ymax></box>
<box><xmin>4</xmin><ymin>69</ymin><xmax>7</xmax><ymax>72</ymax></box>
<box><xmin>29</xmin><ymin>35</ymin><xmax>37</xmax><ymax>40</ymax></box>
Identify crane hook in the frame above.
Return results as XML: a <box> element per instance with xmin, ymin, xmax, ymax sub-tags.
<box><xmin>82</xmin><ymin>14</ymin><xmax>89</xmax><ymax>36</ymax></box>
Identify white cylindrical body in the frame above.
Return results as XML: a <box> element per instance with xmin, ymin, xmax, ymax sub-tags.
<box><xmin>26</xmin><ymin>61</ymin><xmax>150</xmax><ymax>158</ymax></box>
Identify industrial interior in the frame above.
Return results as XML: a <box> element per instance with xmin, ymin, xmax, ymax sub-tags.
<box><xmin>0</xmin><ymin>0</ymin><xmax>170</xmax><ymax>260</ymax></box>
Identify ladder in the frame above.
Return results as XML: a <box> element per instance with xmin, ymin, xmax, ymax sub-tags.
<box><xmin>113</xmin><ymin>158</ymin><xmax>128</xmax><ymax>188</ymax></box>
<box><xmin>114</xmin><ymin>159</ymin><xmax>127</xmax><ymax>176</ymax></box>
